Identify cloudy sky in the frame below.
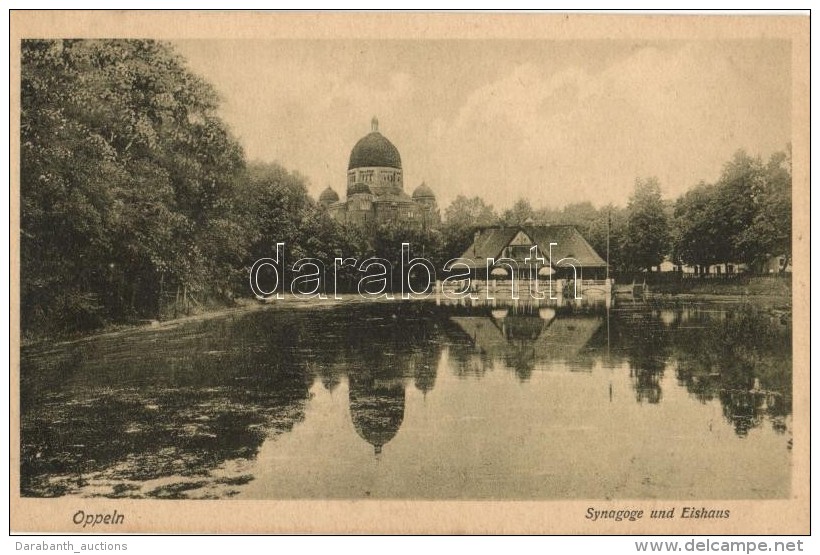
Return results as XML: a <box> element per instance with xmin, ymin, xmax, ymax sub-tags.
<box><xmin>174</xmin><ymin>39</ymin><xmax>791</xmax><ymax>211</ymax></box>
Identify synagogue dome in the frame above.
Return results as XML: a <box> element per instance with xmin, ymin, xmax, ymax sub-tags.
<box><xmin>412</xmin><ymin>182</ymin><xmax>435</xmax><ymax>200</ymax></box>
<box><xmin>319</xmin><ymin>186</ymin><xmax>339</xmax><ymax>204</ymax></box>
<box><xmin>348</xmin><ymin>116</ymin><xmax>402</xmax><ymax>170</ymax></box>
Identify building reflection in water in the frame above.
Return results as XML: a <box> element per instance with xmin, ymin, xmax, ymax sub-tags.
<box><xmin>446</xmin><ymin>306</ymin><xmax>604</xmax><ymax>381</ymax></box>
<box><xmin>441</xmin><ymin>303</ymin><xmax>792</xmax><ymax>438</ymax></box>
<box><xmin>345</xmin><ymin>340</ymin><xmax>441</xmax><ymax>455</ymax></box>
<box><xmin>341</xmin><ymin>305</ymin><xmax>611</xmax><ymax>456</ymax></box>
<box><xmin>349</xmin><ymin>373</ymin><xmax>405</xmax><ymax>456</ymax></box>
<box><xmin>310</xmin><ymin>303</ymin><xmax>446</xmax><ymax>456</ymax></box>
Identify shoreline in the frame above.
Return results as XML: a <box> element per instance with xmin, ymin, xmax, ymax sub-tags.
<box><xmin>645</xmin><ymin>292</ymin><xmax>792</xmax><ymax>308</ymax></box>
<box><xmin>21</xmin><ymin>290</ymin><xmax>792</xmax><ymax>350</ymax></box>
<box><xmin>21</xmin><ymin>294</ymin><xmax>381</xmax><ymax>349</ymax></box>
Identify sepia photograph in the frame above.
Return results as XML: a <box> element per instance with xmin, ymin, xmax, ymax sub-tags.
<box><xmin>9</xmin><ymin>11</ymin><xmax>810</xmax><ymax>535</ymax></box>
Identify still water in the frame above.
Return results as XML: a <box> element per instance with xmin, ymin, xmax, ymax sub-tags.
<box><xmin>20</xmin><ymin>300</ymin><xmax>792</xmax><ymax>499</ymax></box>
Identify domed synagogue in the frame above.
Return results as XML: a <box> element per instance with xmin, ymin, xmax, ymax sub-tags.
<box><xmin>319</xmin><ymin>117</ymin><xmax>439</xmax><ymax>227</ymax></box>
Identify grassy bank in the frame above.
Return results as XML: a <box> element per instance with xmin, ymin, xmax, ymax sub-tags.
<box><xmin>643</xmin><ymin>276</ymin><xmax>791</xmax><ymax>296</ymax></box>
<box><xmin>642</xmin><ymin>276</ymin><xmax>792</xmax><ymax>312</ymax></box>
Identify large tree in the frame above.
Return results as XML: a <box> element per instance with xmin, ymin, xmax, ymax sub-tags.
<box><xmin>499</xmin><ymin>198</ymin><xmax>535</xmax><ymax>226</ymax></box>
<box><xmin>735</xmin><ymin>149</ymin><xmax>792</xmax><ymax>269</ymax></box>
<box><xmin>21</xmin><ymin>39</ymin><xmax>245</xmax><ymax>332</ymax></box>
<box><xmin>713</xmin><ymin>150</ymin><xmax>767</xmax><ymax>264</ymax></box>
<box><xmin>672</xmin><ymin>182</ymin><xmax>731</xmax><ymax>268</ymax></box>
<box><xmin>622</xmin><ymin>177</ymin><xmax>670</xmax><ymax>271</ymax></box>
<box><xmin>439</xmin><ymin>195</ymin><xmax>498</xmax><ymax>260</ymax></box>
<box><xmin>672</xmin><ymin>148</ymin><xmax>791</xmax><ymax>270</ymax></box>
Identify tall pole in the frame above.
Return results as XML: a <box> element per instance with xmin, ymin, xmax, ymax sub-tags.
<box><xmin>606</xmin><ymin>207</ymin><xmax>611</xmax><ymax>282</ymax></box>
<box><xmin>607</xmin><ymin>303</ymin><xmax>612</xmax><ymax>403</ymax></box>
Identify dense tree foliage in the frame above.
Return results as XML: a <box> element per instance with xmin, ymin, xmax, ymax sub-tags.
<box><xmin>500</xmin><ymin>199</ymin><xmax>535</xmax><ymax>226</ymax></box>
<box><xmin>673</xmin><ymin>149</ymin><xmax>791</xmax><ymax>270</ymax></box>
<box><xmin>623</xmin><ymin>177</ymin><xmax>671</xmax><ymax>271</ymax></box>
<box><xmin>534</xmin><ymin>201</ymin><xmax>628</xmax><ymax>273</ymax></box>
<box><xmin>22</xmin><ymin>39</ymin><xmax>245</xmax><ymax>333</ymax></box>
<box><xmin>439</xmin><ymin>195</ymin><xmax>498</xmax><ymax>261</ymax></box>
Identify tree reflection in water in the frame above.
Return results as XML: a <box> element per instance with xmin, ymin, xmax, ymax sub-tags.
<box><xmin>670</xmin><ymin>304</ymin><xmax>792</xmax><ymax>437</ymax></box>
<box><xmin>20</xmin><ymin>300</ymin><xmax>791</xmax><ymax>498</ymax></box>
<box><xmin>21</xmin><ymin>302</ymin><xmax>450</xmax><ymax>495</ymax></box>
<box><xmin>616</xmin><ymin>311</ymin><xmax>670</xmax><ymax>404</ymax></box>
<box><xmin>444</xmin><ymin>303</ymin><xmax>791</xmax><ymax>437</ymax></box>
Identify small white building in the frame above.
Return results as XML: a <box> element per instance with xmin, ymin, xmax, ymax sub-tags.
<box><xmin>761</xmin><ymin>255</ymin><xmax>792</xmax><ymax>274</ymax></box>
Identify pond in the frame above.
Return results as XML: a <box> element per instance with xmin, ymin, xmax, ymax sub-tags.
<box><xmin>20</xmin><ymin>300</ymin><xmax>792</xmax><ymax>499</ymax></box>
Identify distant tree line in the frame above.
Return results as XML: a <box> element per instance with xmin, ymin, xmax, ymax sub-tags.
<box><xmin>439</xmin><ymin>147</ymin><xmax>791</xmax><ymax>279</ymax></box>
<box><xmin>20</xmin><ymin>39</ymin><xmax>792</xmax><ymax>336</ymax></box>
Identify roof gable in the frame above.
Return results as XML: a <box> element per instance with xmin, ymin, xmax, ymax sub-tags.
<box><xmin>509</xmin><ymin>230</ymin><xmax>534</xmax><ymax>246</ymax></box>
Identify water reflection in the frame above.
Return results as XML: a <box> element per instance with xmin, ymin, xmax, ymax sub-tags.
<box><xmin>619</xmin><ymin>312</ymin><xmax>669</xmax><ymax>404</ymax></box>
<box><xmin>20</xmin><ymin>301</ymin><xmax>792</xmax><ymax>499</ymax></box>
<box><xmin>349</xmin><ymin>373</ymin><xmax>405</xmax><ymax>456</ymax></box>
<box><xmin>669</xmin><ymin>305</ymin><xmax>792</xmax><ymax>438</ymax></box>
<box><xmin>448</xmin><ymin>309</ymin><xmax>603</xmax><ymax>381</ymax></box>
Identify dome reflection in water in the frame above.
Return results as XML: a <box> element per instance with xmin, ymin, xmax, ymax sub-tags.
<box><xmin>20</xmin><ymin>301</ymin><xmax>792</xmax><ymax>499</ymax></box>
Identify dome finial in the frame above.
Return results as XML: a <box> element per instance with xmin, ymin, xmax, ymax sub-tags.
<box><xmin>371</xmin><ymin>116</ymin><xmax>379</xmax><ymax>132</ymax></box>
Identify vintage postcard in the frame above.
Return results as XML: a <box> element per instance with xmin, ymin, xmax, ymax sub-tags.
<box><xmin>9</xmin><ymin>11</ymin><xmax>809</xmax><ymax>534</ymax></box>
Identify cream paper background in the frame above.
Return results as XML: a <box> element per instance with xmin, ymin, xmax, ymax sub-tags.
<box><xmin>9</xmin><ymin>11</ymin><xmax>810</xmax><ymax>534</ymax></box>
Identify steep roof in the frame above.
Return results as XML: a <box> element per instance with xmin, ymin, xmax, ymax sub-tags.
<box><xmin>458</xmin><ymin>225</ymin><xmax>606</xmax><ymax>268</ymax></box>
<box><xmin>462</xmin><ymin>227</ymin><xmax>517</xmax><ymax>263</ymax></box>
